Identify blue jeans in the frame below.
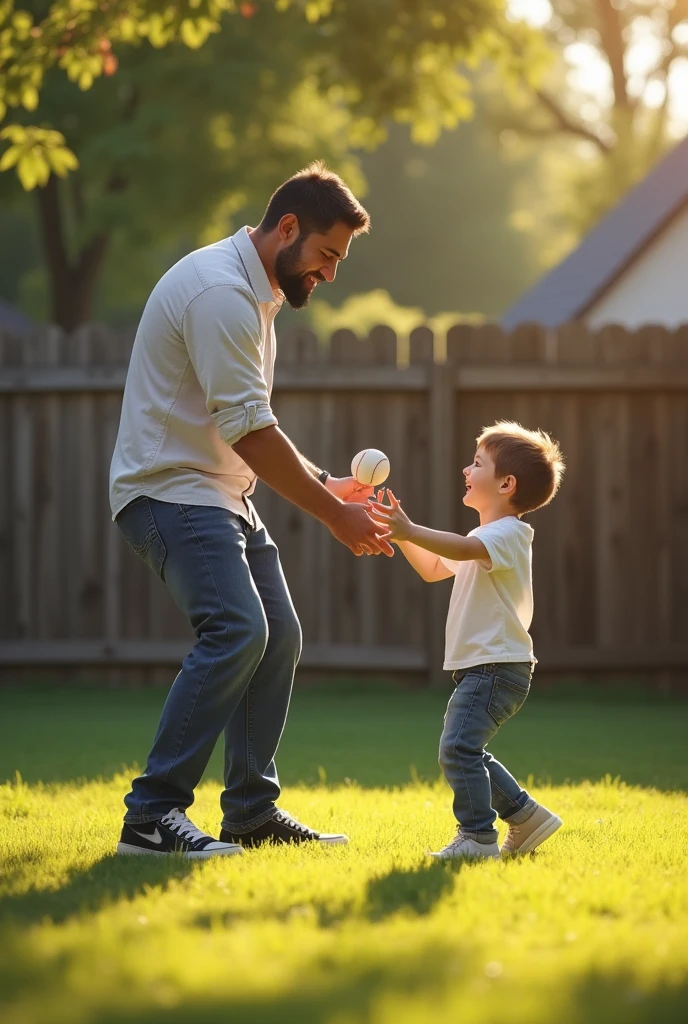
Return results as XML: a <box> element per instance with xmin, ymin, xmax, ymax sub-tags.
<box><xmin>116</xmin><ymin>497</ymin><xmax>302</xmax><ymax>832</ymax></box>
<box><xmin>439</xmin><ymin>662</ymin><xmax>536</xmax><ymax>843</ymax></box>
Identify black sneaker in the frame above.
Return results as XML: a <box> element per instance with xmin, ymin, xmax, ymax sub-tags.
<box><xmin>117</xmin><ymin>808</ymin><xmax>243</xmax><ymax>859</ymax></box>
<box><xmin>220</xmin><ymin>809</ymin><xmax>348</xmax><ymax>848</ymax></box>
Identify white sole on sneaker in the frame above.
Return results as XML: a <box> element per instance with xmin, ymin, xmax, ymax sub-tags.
<box><xmin>514</xmin><ymin>813</ymin><xmax>563</xmax><ymax>854</ymax></box>
<box><xmin>116</xmin><ymin>842</ymin><xmax>243</xmax><ymax>859</ymax></box>
<box><xmin>317</xmin><ymin>835</ymin><xmax>349</xmax><ymax>845</ymax></box>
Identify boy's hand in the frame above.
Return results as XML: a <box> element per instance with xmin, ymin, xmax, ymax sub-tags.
<box><xmin>367</xmin><ymin>489</ymin><xmax>414</xmax><ymax>543</ymax></box>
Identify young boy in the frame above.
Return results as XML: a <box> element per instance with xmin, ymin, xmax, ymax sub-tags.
<box><xmin>369</xmin><ymin>421</ymin><xmax>565</xmax><ymax>860</ymax></box>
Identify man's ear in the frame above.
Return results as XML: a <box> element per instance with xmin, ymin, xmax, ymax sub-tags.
<box><xmin>277</xmin><ymin>213</ymin><xmax>299</xmax><ymax>243</ymax></box>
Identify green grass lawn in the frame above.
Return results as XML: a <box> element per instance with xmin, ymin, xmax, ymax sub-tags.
<box><xmin>1</xmin><ymin>683</ymin><xmax>687</xmax><ymax>1024</ymax></box>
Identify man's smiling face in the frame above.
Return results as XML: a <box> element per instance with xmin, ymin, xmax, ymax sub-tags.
<box><xmin>274</xmin><ymin>217</ymin><xmax>354</xmax><ymax>309</ymax></box>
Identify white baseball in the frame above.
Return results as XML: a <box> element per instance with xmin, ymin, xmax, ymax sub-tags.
<box><xmin>351</xmin><ymin>448</ymin><xmax>390</xmax><ymax>487</ymax></box>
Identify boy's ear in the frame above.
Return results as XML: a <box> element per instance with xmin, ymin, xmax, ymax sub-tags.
<box><xmin>500</xmin><ymin>474</ymin><xmax>517</xmax><ymax>497</ymax></box>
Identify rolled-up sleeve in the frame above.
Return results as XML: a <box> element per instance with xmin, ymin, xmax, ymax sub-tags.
<box><xmin>183</xmin><ymin>284</ymin><xmax>278</xmax><ymax>447</ymax></box>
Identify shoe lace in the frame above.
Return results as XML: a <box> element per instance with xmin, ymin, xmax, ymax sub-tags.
<box><xmin>161</xmin><ymin>808</ymin><xmax>208</xmax><ymax>844</ymax></box>
<box><xmin>440</xmin><ymin>831</ymin><xmax>471</xmax><ymax>854</ymax></box>
<box><xmin>274</xmin><ymin>810</ymin><xmax>311</xmax><ymax>835</ymax></box>
<box><xmin>502</xmin><ymin>824</ymin><xmax>520</xmax><ymax>849</ymax></box>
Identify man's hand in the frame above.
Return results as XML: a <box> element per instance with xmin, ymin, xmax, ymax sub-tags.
<box><xmin>232</xmin><ymin>425</ymin><xmax>393</xmax><ymax>557</ymax></box>
<box><xmin>325</xmin><ymin>475</ymin><xmax>374</xmax><ymax>505</ymax></box>
<box><xmin>367</xmin><ymin>489</ymin><xmax>414</xmax><ymax>543</ymax></box>
<box><xmin>328</xmin><ymin>501</ymin><xmax>394</xmax><ymax>557</ymax></box>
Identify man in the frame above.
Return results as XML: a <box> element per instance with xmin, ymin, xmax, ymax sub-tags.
<box><xmin>109</xmin><ymin>162</ymin><xmax>392</xmax><ymax>859</ymax></box>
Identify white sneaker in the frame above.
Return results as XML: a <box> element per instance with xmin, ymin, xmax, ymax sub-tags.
<box><xmin>429</xmin><ymin>831</ymin><xmax>501</xmax><ymax>861</ymax></box>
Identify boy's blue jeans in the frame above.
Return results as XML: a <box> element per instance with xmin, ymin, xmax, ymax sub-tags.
<box><xmin>439</xmin><ymin>662</ymin><xmax>537</xmax><ymax>843</ymax></box>
<box><xmin>115</xmin><ymin>496</ymin><xmax>302</xmax><ymax>833</ymax></box>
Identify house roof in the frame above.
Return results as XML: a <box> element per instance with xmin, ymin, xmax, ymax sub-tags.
<box><xmin>502</xmin><ymin>134</ymin><xmax>688</xmax><ymax>329</ymax></box>
<box><xmin>0</xmin><ymin>298</ymin><xmax>32</xmax><ymax>332</ymax></box>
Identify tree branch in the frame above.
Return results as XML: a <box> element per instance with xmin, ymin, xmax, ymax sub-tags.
<box><xmin>535</xmin><ymin>88</ymin><xmax>612</xmax><ymax>154</ymax></box>
<box><xmin>594</xmin><ymin>0</ymin><xmax>630</xmax><ymax>110</ymax></box>
<box><xmin>35</xmin><ymin>175</ymin><xmax>72</xmax><ymax>326</ymax></box>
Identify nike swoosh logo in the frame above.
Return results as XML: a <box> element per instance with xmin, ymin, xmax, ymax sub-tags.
<box><xmin>132</xmin><ymin>827</ymin><xmax>163</xmax><ymax>845</ymax></box>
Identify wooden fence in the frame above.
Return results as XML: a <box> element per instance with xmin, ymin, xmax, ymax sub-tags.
<box><xmin>1</xmin><ymin>321</ymin><xmax>687</xmax><ymax>686</ymax></box>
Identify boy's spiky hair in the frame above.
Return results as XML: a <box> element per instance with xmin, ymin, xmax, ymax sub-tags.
<box><xmin>477</xmin><ymin>421</ymin><xmax>565</xmax><ymax>515</ymax></box>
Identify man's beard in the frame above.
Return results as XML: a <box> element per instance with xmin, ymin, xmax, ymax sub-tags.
<box><xmin>275</xmin><ymin>238</ymin><xmax>320</xmax><ymax>309</ymax></box>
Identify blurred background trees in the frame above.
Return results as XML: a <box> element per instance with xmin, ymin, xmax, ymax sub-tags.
<box><xmin>1</xmin><ymin>1</ymin><xmax>687</xmax><ymax>332</ymax></box>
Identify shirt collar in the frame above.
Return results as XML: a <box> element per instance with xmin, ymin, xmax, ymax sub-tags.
<box><xmin>231</xmin><ymin>226</ymin><xmax>283</xmax><ymax>306</ymax></box>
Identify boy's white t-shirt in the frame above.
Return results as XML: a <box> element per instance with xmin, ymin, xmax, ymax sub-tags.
<box><xmin>440</xmin><ymin>515</ymin><xmax>535</xmax><ymax>671</ymax></box>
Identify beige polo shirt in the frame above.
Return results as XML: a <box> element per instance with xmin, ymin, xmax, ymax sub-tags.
<box><xmin>109</xmin><ymin>227</ymin><xmax>283</xmax><ymax>522</ymax></box>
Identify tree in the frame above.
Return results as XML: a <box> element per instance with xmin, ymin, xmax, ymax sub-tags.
<box><xmin>496</xmin><ymin>0</ymin><xmax>688</xmax><ymax>236</ymax></box>
<box><xmin>0</xmin><ymin>1</ymin><xmax>544</xmax><ymax>328</ymax></box>
<box><xmin>316</xmin><ymin>117</ymin><xmax>543</xmax><ymax>319</ymax></box>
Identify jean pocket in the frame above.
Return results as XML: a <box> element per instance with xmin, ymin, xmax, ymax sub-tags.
<box><xmin>487</xmin><ymin>674</ymin><xmax>530</xmax><ymax>727</ymax></box>
<box><xmin>118</xmin><ymin>498</ymin><xmax>167</xmax><ymax>580</ymax></box>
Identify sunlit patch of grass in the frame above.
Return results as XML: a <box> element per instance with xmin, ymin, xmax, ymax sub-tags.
<box><xmin>1</xmin><ymin>770</ymin><xmax>687</xmax><ymax>1024</ymax></box>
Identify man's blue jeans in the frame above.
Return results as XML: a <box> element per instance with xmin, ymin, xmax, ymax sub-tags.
<box><xmin>116</xmin><ymin>496</ymin><xmax>302</xmax><ymax>833</ymax></box>
<box><xmin>439</xmin><ymin>662</ymin><xmax>537</xmax><ymax>843</ymax></box>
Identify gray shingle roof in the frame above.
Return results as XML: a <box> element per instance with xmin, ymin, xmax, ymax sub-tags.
<box><xmin>502</xmin><ymin>134</ymin><xmax>688</xmax><ymax>329</ymax></box>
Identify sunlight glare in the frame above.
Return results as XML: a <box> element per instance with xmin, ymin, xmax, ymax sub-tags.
<box><xmin>668</xmin><ymin>59</ymin><xmax>688</xmax><ymax>126</ymax></box>
<box><xmin>508</xmin><ymin>0</ymin><xmax>552</xmax><ymax>27</ymax></box>
<box><xmin>565</xmin><ymin>42</ymin><xmax>612</xmax><ymax>102</ymax></box>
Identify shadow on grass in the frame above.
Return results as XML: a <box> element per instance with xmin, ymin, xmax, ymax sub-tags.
<box><xmin>364</xmin><ymin>861</ymin><xmax>460</xmax><ymax>921</ymax></box>
<box><xmin>0</xmin><ymin>855</ymin><xmax>196</xmax><ymax>927</ymax></box>
<box><xmin>193</xmin><ymin>859</ymin><xmax>467</xmax><ymax>932</ymax></box>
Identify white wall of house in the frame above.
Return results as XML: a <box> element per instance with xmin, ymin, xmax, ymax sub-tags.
<box><xmin>586</xmin><ymin>202</ymin><xmax>688</xmax><ymax>328</ymax></box>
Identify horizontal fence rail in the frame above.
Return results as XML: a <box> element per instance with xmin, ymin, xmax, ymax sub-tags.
<box><xmin>1</xmin><ymin>321</ymin><xmax>687</xmax><ymax>686</ymax></box>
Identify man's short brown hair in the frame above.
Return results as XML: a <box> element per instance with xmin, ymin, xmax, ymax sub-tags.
<box><xmin>260</xmin><ymin>161</ymin><xmax>370</xmax><ymax>238</ymax></box>
<box><xmin>477</xmin><ymin>421</ymin><xmax>565</xmax><ymax>515</ymax></box>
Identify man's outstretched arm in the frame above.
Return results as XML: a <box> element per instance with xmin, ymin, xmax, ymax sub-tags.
<box><xmin>233</xmin><ymin>425</ymin><xmax>393</xmax><ymax>557</ymax></box>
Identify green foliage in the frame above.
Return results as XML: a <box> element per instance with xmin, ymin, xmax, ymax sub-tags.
<box><xmin>309</xmin><ymin>289</ymin><xmax>476</xmax><ymax>342</ymax></box>
<box><xmin>0</xmin><ymin>1</ymin><xmax>548</xmax><ymax>328</ymax></box>
<box><xmin>0</xmin><ymin>0</ymin><xmax>546</xmax><ymax>190</ymax></box>
<box><xmin>0</xmin><ymin>121</ymin><xmax>76</xmax><ymax>187</ymax></box>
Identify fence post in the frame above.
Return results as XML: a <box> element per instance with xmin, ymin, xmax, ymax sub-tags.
<box><xmin>428</xmin><ymin>357</ymin><xmax>455</xmax><ymax>687</ymax></box>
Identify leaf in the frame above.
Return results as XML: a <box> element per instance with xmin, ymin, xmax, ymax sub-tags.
<box><xmin>117</xmin><ymin>17</ymin><xmax>137</xmax><ymax>43</ymax></box>
<box><xmin>17</xmin><ymin>151</ymin><xmax>40</xmax><ymax>190</ymax></box>
<box><xmin>0</xmin><ymin>124</ymin><xmax>26</xmax><ymax>143</ymax></box>
<box><xmin>21</xmin><ymin>85</ymin><xmax>39</xmax><ymax>111</ymax></box>
<box><xmin>46</xmin><ymin>145</ymin><xmax>79</xmax><ymax>177</ymax></box>
<box><xmin>180</xmin><ymin>19</ymin><xmax>205</xmax><ymax>48</ymax></box>
<box><xmin>0</xmin><ymin>143</ymin><xmax>21</xmax><ymax>171</ymax></box>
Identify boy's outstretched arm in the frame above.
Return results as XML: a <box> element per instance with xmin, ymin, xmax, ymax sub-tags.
<box><xmin>395</xmin><ymin>540</ymin><xmax>454</xmax><ymax>582</ymax></box>
<box><xmin>368</xmin><ymin>490</ymin><xmax>491</xmax><ymax>568</ymax></box>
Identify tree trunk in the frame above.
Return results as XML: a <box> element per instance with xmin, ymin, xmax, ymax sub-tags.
<box><xmin>36</xmin><ymin>175</ymin><xmax>110</xmax><ymax>332</ymax></box>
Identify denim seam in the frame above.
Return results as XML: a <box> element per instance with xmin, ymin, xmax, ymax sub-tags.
<box><xmin>450</xmin><ymin>674</ymin><xmax>482</xmax><ymax>827</ymax></box>
<box><xmin>144</xmin><ymin>499</ymin><xmax>167</xmax><ymax>578</ymax></box>
<box><xmin>159</xmin><ymin>504</ymin><xmax>232</xmax><ymax>783</ymax></box>
<box><xmin>247</xmin><ymin>682</ymin><xmax>256</xmax><ymax>782</ymax></box>
<box><xmin>490</xmin><ymin>775</ymin><xmax>523</xmax><ymax>813</ymax></box>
